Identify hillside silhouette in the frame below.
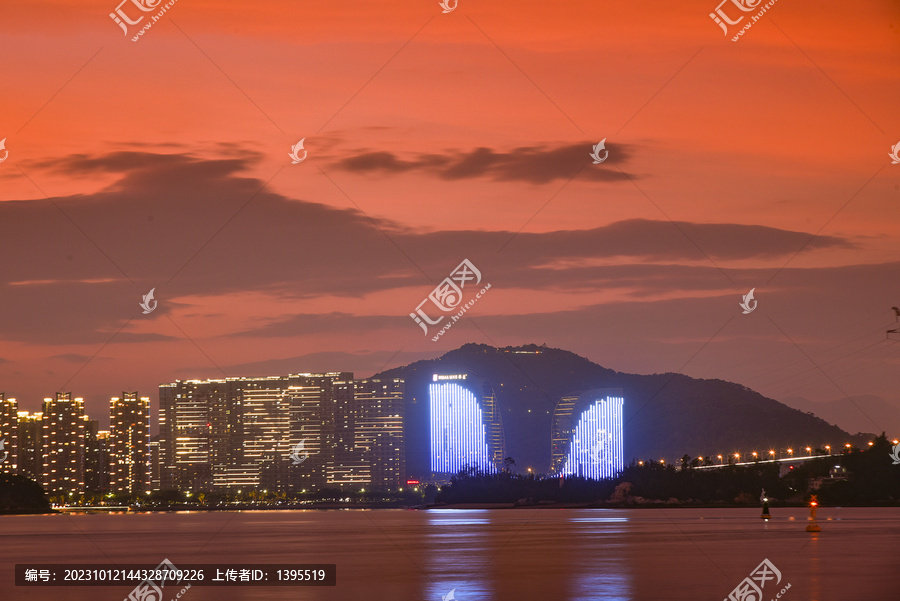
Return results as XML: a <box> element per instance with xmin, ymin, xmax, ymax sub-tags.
<box><xmin>374</xmin><ymin>343</ymin><xmax>865</xmax><ymax>477</ymax></box>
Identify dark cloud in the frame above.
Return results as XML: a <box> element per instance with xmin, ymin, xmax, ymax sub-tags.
<box><xmin>335</xmin><ymin>142</ymin><xmax>632</xmax><ymax>184</ymax></box>
<box><xmin>0</xmin><ymin>151</ymin><xmax>863</xmax><ymax>347</ymax></box>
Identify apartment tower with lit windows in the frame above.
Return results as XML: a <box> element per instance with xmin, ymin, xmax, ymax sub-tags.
<box><xmin>110</xmin><ymin>392</ymin><xmax>151</xmax><ymax>495</ymax></box>
<box><xmin>41</xmin><ymin>393</ymin><xmax>86</xmax><ymax>495</ymax></box>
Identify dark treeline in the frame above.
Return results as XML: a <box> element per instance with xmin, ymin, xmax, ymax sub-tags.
<box><xmin>0</xmin><ymin>474</ymin><xmax>52</xmax><ymax>513</ymax></box>
<box><xmin>436</xmin><ymin>435</ymin><xmax>900</xmax><ymax>506</ymax></box>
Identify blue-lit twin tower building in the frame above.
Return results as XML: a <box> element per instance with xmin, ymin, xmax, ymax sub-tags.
<box><xmin>429</xmin><ymin>374</ymin><xmax>624</xmax><ymax>480</ymax></box>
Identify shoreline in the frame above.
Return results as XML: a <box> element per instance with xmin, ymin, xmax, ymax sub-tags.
<box><xmin>3</xmin><ymin>500</ymin><xmax>897</xmax><ymax>515</ymax></box>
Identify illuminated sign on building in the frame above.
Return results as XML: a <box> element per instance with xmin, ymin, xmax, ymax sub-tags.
<box><xmin>429</xmin><ymin>380</ymin><xmax>496</xmax><ymax>475</ymax></box>
<box><xmin>559</xmin><ymin>394</ymin><xmax>623</xmax><ymax>480</ymax></box>
<box><xmin>432</xmin><ymin>374</ymin><xmax>467</xmax><ymax>382</ymax></box>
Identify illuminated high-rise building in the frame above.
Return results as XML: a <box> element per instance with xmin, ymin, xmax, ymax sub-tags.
<box><xmin>354</xmin><ymin>378</ymin><xmax>405</xmax><ymax>489</ymax></box>
<box><xmin>158</xmin><ymin>379</ymin><xmax>219</xmax><ymax>491</ymax></box>
<box><xmin>429</xmin><ymin>374</ymin><xmax>504</xmax><ymax>476</ymax></box>
<box><xmin>149</xmin><ymin>440</ymin><xmax>160</xmax><ymax>491</ymax></box>
<box><xmin>84</xmin><ymin>419</ymin><xmax>110</xmax><ymax>494</ymax></box>
<box><xmin>159</xmin><ymin>373</ymin><xmax>352</xmax><ymax>491</ymax></box>
<box><xmin>41</xmin><ymin>393</ymin><xmax>86</xmax><ymax>495</ymax></box>
<box><xmin>330</xmin><ymin>378</ymin><xmax>405</xmax><ymax>490</ymax></box>
<box><xmin>1</xmin><ymin>394</ymin><xmax>18</xmax><ymax>474</ymax></box>
<box><xmin>110</xmin><ymin>393</ymin><xmax>150</xmax><ymax>495</ymax></box>
<box><xmin>330</xmin><ymin>380</ymin><xmax>370</xmax><ymax>487</ymax></box>
<box><xmin>285</xmin><ymin>376</ymin><xmax>339</xmax><ymax>491</ymax></box>
<box><xmin>554</xmin><ymin>389</ymin><xmax>623</xmax><ymax>480</ymax></box>
<box><xmin>550</xmin><ymin>395</ymin><xmax>578</xmax><ymax>474</ymax></box>
<box><xmin>16</xmin><ymin>411</ymin><xmax>43</xmax><ymax>481</ymax></box>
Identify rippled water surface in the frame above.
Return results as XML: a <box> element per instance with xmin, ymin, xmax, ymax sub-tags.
<box><xmin>1</xmin><ymin>507</ymin><xmax>897</xmax><ymax>600</ymax></box>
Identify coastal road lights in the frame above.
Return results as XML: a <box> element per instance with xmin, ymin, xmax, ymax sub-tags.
<box><xmin>733</xmin><ymin>453</ymin><xmax>740</xmax><ymax>462</ymax></box>
<box><xmin>825</xmin><ymin>445</ymin><xmax>831</xmax><ymax>454</ymax></box>
<box><xmin>717</xmin><ymin>454</ymin><xmax>723</xmax><ymax>464</ymax></box>
<box><xmin>787</xmin><ymin>448</ymin><xmax>793</xmax><ymax>457</ymax></box>
<box><xmin>752</xmin><ymin>451</ymin><xmax>758</xmax><ymax>460</ymax></box>
<box><xmin>806</xmin><ymin>446</ymin><xmax>812</xmax><ymax>455</ymax></box>
<box><xmin>769</xmin><ymin>449</ymin><xmax>776</xmax><ymax>459</ymax></box>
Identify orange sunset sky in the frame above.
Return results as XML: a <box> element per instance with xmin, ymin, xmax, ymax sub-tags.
<box><xmin>1</xmin><ymin>0</ymin><xmax>899</xmax><ymax>435</ymax></box>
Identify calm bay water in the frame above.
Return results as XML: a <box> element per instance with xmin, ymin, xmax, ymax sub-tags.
<box><xmin>1</xmin><ymin>507</ymin><xmax>897</xmax><ymax>600</ymax></box>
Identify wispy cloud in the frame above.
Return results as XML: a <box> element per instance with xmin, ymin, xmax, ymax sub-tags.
<box><xmin>335</xmin><ymin>142</ymin><xmax>633</xmax><ymax>184</ymax></box>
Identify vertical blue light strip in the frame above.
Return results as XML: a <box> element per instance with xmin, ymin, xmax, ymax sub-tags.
<box><xmin>429</xmin><ymin>382</ymin><xmax>494</xmax><ymax>475</ymax></box>
<box><xmin>561</xmin><ymin>396</ymin><xmax>623</xmax><ymax>480</ymax></box>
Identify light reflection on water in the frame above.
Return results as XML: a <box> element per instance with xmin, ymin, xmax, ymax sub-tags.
<box><xmin>424</xmin><ymin>509</ymin><xmax>493</xmax><ymax>601</ymax></box>
<box><xmin>426</xmin><ymin>508</ymin><xmax>491</xmax><ymax>527</ymax></box>
<box><xmin>0</xmin><ymin>507</ymin><xmax>897</xmax><ymax>600</ymax></box>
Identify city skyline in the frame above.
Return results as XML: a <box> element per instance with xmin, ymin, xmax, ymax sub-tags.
<box><xmin>1</xmin><ymin>0</ymin><xmax>899</xmax><ymax>452</ymax></box>
<box><xmin>1</xmin><ymin>364</ymin><xmax>887</xmax><ymax>498</ymax></box>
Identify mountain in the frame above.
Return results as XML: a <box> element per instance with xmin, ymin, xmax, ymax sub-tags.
<box><xmin>780</xmin><ymin>394</ymin><xmax>900</xmax><ymax>438</ymax></box>
<box><xmin>373</xmin><ymin>343</ymin><xmax>868</xmax><ymax>478</ymax></box>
